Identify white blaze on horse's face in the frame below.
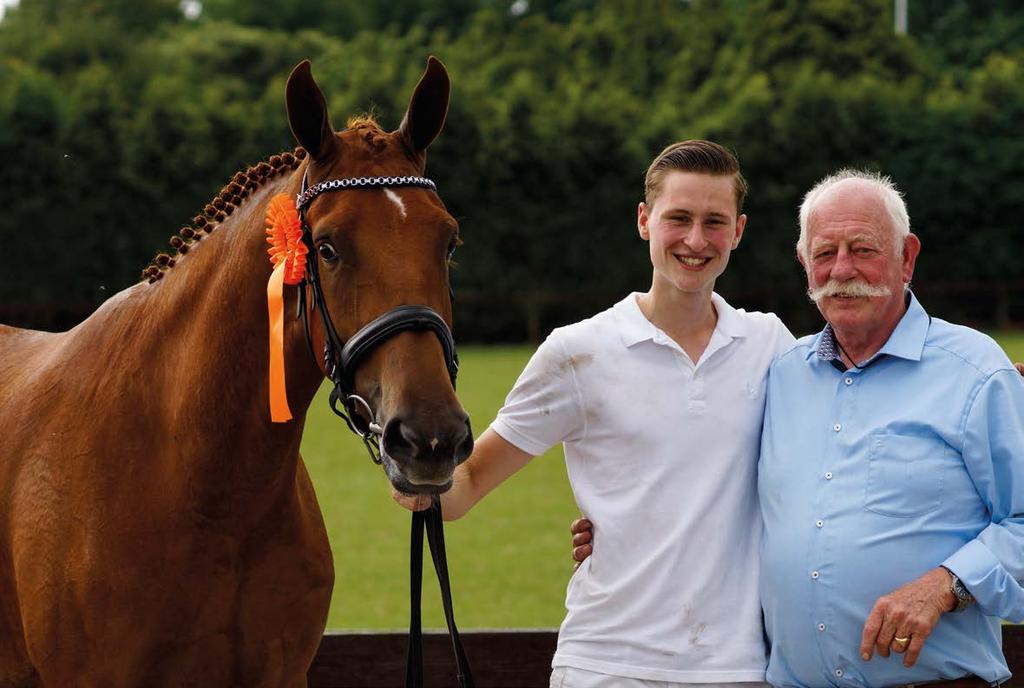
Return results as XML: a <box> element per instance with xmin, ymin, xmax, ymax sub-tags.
<box><xmin>383</xmin><ymin>188</ymin><xmax>408</xmax><ymax>220</ymax></box>
<box><xmin>286</xmin><ymin>58</ymin><xmax>473</xmax><ymax>494</ymax></box>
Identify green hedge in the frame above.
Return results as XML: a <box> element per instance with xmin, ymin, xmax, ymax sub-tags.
<box><xmin>2</xmin><ymin>0</ymin><xmax>1022</xmax><ymax>337</ymax></box>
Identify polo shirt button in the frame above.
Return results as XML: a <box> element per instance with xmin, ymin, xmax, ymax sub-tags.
<box><xmin>825</xmin><ymin>472</ymin><xmax>833</xmax><ymax>480</ymax></box>
<box><xmin>811</xmin><ymin>570</ymin><xmax>820</xmax><ymax>580</ymax></box>
<box><xmin>816</xmin><ymin>520</ymin><xmax>824</xmax><ymax>528</ymax></box>
<box><xmin>845</xmin><ymin>377</ymin><xmax>853</xmax><ymax>385</ymax></box>
<box><xmin>818</xmin><ymin>623</ymin><xmax>826</xmax><ymax>631</ymax></box>
<box><xmin>833</xmin><ymin>423</ymin><xmax>842</xmax><ymax>432</ymax></box>
<box><xmin>835</xmin><ymin>669</ymin><xmax>843</xmax><ymax>678</ymax></box>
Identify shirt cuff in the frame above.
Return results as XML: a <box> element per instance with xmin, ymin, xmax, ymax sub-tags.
<box><xmin>942</xmin><ymin>539</ymin><xmax>1006</xmax><ymax>619</ymax></box>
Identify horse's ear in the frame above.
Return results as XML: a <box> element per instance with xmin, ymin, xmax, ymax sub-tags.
<box><xmin>398</xmin><ymin>56</ymin><xmax>450</xmax><ymax>154</ymax></box>
<box><xmin>286</xmin><ymin>60</ymin><xmax>335</xmax><ymax>161</ymax></box>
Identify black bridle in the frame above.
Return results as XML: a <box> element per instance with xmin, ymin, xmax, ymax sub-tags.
<box><xmin>294</xmin><ymin>170</ymin><xmax>475</xmax><ymax>688</ymax></box>
<box><xmin>295</xmin><ymin>172</ymin><xmax>460</xmax><ymax>463</ymax></box>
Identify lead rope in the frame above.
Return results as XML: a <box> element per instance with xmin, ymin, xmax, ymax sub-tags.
<box><xmin>407</xmin><ymin>498</ymin><xmax>476</xmax><ymax>688</ymax></box>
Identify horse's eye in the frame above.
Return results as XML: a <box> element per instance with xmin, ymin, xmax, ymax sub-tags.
<box><xmin>447</xmin><ymin>236</ymin><xmax>461</xmax><ymax>259</ymax></box>
<box><xmin>317</xmin><ymin>242</ymin><xmax>338</xmax><ymax>262</ymax></box>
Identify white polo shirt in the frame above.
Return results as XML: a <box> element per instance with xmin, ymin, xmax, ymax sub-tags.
<box><xmin>491</xmin><ymin>292</ymin><xmax>795</xmax><ymax>684</ymax></box>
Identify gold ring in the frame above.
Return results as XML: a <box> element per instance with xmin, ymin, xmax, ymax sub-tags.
<box><xmin>893</xmin><ymin>636</ymin><xmax>909</xmax><ymax>645</ymax></box>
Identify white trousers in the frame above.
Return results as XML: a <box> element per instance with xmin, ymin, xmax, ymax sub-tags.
<box><xmin>550</xmin><ymin>666</ymin><xmax>770</xmax><ymax>688</ymax></box>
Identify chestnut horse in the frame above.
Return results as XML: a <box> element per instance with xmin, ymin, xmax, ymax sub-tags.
<box><xmin>0</xmin><ymin>58</ymin><xmax>472</xmax><ymax>687</ymax></box>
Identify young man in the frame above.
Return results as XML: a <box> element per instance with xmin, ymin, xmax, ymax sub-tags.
<box><xmin>396</xmin><ymin>141</ymin><xmax>794</xmax><ymax>687</ymax></box>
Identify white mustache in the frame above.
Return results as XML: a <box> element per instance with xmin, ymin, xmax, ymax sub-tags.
<box><xmin>807</xmin><ymin>279</ymin><xmax>892</xmax><ymax>303</ymax></box>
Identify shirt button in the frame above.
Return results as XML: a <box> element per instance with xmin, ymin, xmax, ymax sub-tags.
<box><xmin>845</xmin><ymin>377</ymin><xmax>853</xmax><ymax>385</ymax></box>
<box><xmin>816</xmin><ymin>520</ymin><xmax>824</xmax><ymax>528</ymax></box>
<box><xmin>833</xmin><ymin>423</ymin><xmax>842</xmax><ymax>432</ymax></box>
<box><xmin>835</xmin><ymin>668</ymin><xmax>844</xmax><ymax>678</ymax></box>
<box><xmin>811</xmin><ymin>570</ymin><xmax>820</xmax><ymax>580</ymax></box>
<box><xmin>818</xmin><ymin>623</ymin><xmax>826</xmax><ymax>631</ymax></box>
<box><xmin>825</xmin><ymin>471</ymin><xmax>833</xmax><ymax>480</ymax></box>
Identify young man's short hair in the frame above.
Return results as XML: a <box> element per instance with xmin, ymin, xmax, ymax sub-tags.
<box><xmin>644</xmin><ymin>140</ymin><xmax>748</xmax><ymax>213</ymax></box>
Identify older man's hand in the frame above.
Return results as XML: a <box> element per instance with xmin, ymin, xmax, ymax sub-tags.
<box><xmin>571</xmin><ymin>518</ymin><xmax>593</xmax><ymax>570</ymax></box>
<box><xmin>1016</xmin><ymin>362</ymin><xmax>1024</xmax><ymax>377</ymax></box>
<box><xmin>860</xmin><ymin>567</ymin><xmax>957</xmax><ymax>668</ymax></box>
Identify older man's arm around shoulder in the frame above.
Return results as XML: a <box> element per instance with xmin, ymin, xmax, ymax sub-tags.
<box><xmin>861</xmin><ymin>364</ymin><xmax>1024</xmax><ymax>668</ymax></box>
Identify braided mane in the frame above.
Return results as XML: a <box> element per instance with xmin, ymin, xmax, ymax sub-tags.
<box><xmin>140</xmin><ymin>147</ymin><xmax>307</xmax><ymax>283</ymax></box>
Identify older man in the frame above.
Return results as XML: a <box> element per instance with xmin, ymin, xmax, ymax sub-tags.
<box><xmin>758</xmin><ymin>170</ymin><xmax>1024</xmax><ymax>687</ymax></box>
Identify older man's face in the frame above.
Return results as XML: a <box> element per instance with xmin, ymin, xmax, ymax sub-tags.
<box><xmin>802</xmin><ymin>181</ymin><xmax>920</xmax><ymax>338</ymax></box>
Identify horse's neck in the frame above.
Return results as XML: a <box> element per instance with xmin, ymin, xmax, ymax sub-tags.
<box><xmin>88</xmin><ymin>172</ymin><xmax>323</xmax><ymax>515</ymax></box>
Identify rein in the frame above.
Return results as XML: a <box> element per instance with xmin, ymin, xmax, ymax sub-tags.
<box><xmin>409</xmin><ymin>498</ymin><xmax>475</xmax><ymax>688</ymax></box>
<box><xmin>294</xmin><ymin>171</ymin><xmax>475</xmax><ymax>688</ymax></box>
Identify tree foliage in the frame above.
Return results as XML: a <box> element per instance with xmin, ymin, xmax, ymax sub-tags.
<box><xmin>1</xmin><ymin>0</ymin><xmax>1021</xmax><ymax>337</ymax></box>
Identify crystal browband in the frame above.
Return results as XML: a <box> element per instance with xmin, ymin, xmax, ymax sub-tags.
<box><xmin>296</xmin><ymin>175</ymin><xmax>437</xmax><ymax>210</ymax></box>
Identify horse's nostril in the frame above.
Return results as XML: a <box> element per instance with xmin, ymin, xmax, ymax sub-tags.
<box><xmin>453</xmin><ymin>420</ymin><xmax>473</xmax><ymax>463</ymax></box>
<box><xmin>382</xmin><ymin>418</ymin><xmax>417</xmax><ymax>462</ymax></box>
<box><xmin>384</xmin><ymin>414</ymin><xmax>472</xmax><ymax>466</ymax></box>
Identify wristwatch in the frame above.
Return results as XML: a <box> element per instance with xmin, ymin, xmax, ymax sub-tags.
<box><xmin>943</xmin><ymin>566</ymin><xmax>975</xmax><ymax>613</ymax></box>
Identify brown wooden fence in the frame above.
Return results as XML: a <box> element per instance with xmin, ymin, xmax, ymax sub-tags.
<box><xmin>309</xmin><ymin>627</ymin><xmax>1024</xmax><ymax>687</ymax></box>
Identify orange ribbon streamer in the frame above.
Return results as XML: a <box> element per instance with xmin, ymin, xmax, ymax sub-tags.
<box><xmin>265</xmin><ymin>193</ymin><xmax>308</xmax><ymax>422</ymax></box>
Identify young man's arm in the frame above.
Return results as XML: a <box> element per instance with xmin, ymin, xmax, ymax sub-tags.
<box><xmin>394</xmin><ymin>328</ymin><xmax>585</xmax><ymax>519</ymax></box>
<box><xmin>393</xmin><ymin>428</ymin><xmax>533</xmax><ymax>520</ymax></box>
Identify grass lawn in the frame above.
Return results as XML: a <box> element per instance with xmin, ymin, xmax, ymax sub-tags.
<box><xmin>997</xmin><ymin>331</ymin><xmax>1024</xmax><ymax>362</ymax></box>
<box><xmin>304</xmin><ymin>333</ymin><xmax>1024</xmax><ymax>630</ymax></box>
<box><xmin>303</xmin><ymin>345</ymin><xmax>576</xmax><ymax>631</ymax></box>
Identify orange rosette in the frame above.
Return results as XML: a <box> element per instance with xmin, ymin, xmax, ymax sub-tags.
<box><xmin>265</xmin><ymin>193</ymin><xmax>308</xmax><ymax>422</ymax></box>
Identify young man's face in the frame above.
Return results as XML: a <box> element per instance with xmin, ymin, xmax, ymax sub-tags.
<box><xmin>637</xmin><ymin>171</ymin><xmax>746</xmax><ymax>297</ymax></box>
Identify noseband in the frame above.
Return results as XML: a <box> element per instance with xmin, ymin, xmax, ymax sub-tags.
<box><xmin>295</xmin><ymin>172</ymin><xmax>459</xmax><ymax>463</ymax></box>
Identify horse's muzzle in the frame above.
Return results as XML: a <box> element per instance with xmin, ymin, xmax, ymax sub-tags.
<box><xmin>379</xmin><ymin>414</ymin><xmax>472</xmax><ymax>492</ymax></box>
<box><xmin>386</xmin><ymin>466</ymin><xmax>453</xmax><ymax>496</ymax></box>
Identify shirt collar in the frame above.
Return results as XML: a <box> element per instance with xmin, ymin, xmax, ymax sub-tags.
<box><xmin>808</xmin><ymin>291</ymin><xmax>930</xmax><ymax>364</ymax></box>
<box><xmin>617</xmin><ymin>292</ymin><xmax>747</xmax><ymax>348</ymax></box>
<box><xmin>616</xmin><ymin>293</ymin><xmax>659</xmax><ymax>347</ymax></box>
<box><xmin>710</xmin><ymin>292</ymin><xmax>747</xmax><ymax>339</ymax></box>
<box><xmin>813</xmin><ymin>324</ymin><xmax>843</xmax><ymax>364</ymax></box>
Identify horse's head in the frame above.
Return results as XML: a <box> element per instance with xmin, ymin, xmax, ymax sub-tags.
<box><xmin>285</xmin><ymin>58</ymin><xmax>472</xmax><ymax>494</ymax></box>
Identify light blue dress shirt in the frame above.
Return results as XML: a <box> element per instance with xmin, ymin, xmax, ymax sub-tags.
<box><xmin>759</xmin><ymin>293</ymin><xmax>1024</xmax><ymax>687</ymax></box>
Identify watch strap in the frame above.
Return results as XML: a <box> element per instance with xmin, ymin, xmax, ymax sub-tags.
<box><xmin>942</xmin><ymin>566</ymin><xmax>975</xmax><ymax>613</ymax></box>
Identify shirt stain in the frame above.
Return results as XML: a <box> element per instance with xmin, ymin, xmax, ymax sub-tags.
<box><xmin>689</xmin><ymin>622</ymin><xmax>707</xmax><ymax>646</ymax></box>
<box><xmin>568</xmin><ymin>353</ymin><xmax>594</xmax><ymax>370</ymax></box>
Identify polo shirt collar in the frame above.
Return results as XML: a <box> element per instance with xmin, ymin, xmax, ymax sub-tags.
<box><xmin>616</xmin><ymin>292</ymin><xmax>747</xmax><ymax>348</ymax></box>
<box><xmin>807</xmin><ymin>291</ymin><xmax>930</xmax><ymax>364</ymax></box>
<box><xmin>711</xmin><ymin>292</ymin><xmax>747</xmax><ymax>339</ymax></box>
<box><xmin>616</xmin><ymin>293</ymin><xmax>659</xmax><ymax>347</ymax></box>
